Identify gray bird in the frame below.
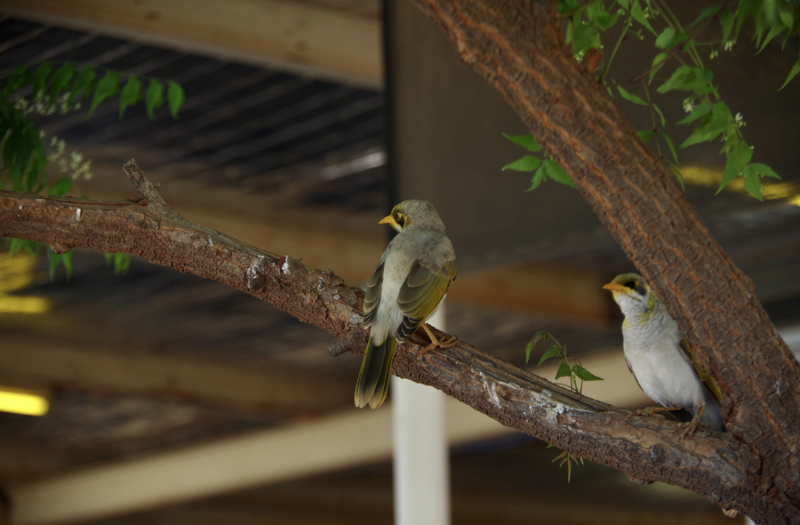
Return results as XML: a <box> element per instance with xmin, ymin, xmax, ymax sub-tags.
<box><xmin>603</xmin><ymin>273</ymin><xmax>724</xmax><ymax>435</ymax></box>
<box><xmin>354</xmin><ymin>200</ymin><xmax>457</xmax><ymax>409</ymax></box>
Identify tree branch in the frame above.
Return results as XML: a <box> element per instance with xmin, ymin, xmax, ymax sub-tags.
<box><xmin>408</xmin><ymin>0</ymin><xmax>799</xmax><ymax>521</ymax></box>
<box><xmin>0</xmin><ymin>161</ymin><xmax>751</xmax><ymax>514</ymax></box>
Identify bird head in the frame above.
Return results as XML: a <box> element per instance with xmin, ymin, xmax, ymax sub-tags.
<box><xmin>602</xmin><ymin>273</ymin><xmax>653</xmax><ymax>316</ymax></box>
<box><xmin>379</xmin><ymin>200</ymin><xmax>445</xmax><ymax>233</ymax></box>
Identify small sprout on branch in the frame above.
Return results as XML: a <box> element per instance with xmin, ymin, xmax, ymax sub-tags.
<box><xmin>526</xmin><ymin>330</ymin><xmax>599</xmax><ymax>482</ymax></box>
<box><xmin>525</xmin><ymin>330</ymin><xmax>603</xmax><ymax>395</ymax></box>
<box><xmin>547</xmin><ymin>444</ymin><xmax>585</xmax><ymax>483</ymax></box>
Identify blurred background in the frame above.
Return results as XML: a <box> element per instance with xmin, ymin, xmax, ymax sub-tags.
<box><xmin>0</xmin><ymin>0</ymin><xmax>799</xmax><ymax>523</ymax></box>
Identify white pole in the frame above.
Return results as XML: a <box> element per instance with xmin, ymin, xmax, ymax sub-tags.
<box><xmin>392</xmin><ymin>302</ymin><xmax>450</xmax><ymax>525</ymax></box>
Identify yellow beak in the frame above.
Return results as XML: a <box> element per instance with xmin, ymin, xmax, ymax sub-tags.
<box><xmin>379</xmin><ymin>215</ymin><xmax>399</xmax><ymax>229</ymax></box>
<box><xmin>602</xmin><ymin>282</ymin><xmax>629</xmax><ymax>293</ymax></box>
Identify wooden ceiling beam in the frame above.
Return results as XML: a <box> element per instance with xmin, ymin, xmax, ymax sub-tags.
<box><xmin>0</xmin><ymin>0</ymin><xmax>382</xmax><ymax>88</ymax></box>
<box><xmin>0</xmin><ymin>330</ymin><xmax>351</xmax><ymax>414</ymax></box>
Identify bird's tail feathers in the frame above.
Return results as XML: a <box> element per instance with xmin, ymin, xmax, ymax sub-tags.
<box><xmin>354</xmin><ymin>335</ymin><xmax>398</xmax><ymax>409</ymax></box>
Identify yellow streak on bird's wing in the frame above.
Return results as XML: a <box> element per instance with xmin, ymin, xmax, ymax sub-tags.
<box><xmin>680</xmin><ymin>339</ymin><xmax>723</xmax><ymax>403</ymax></box>
<box><xmin>395</xmin><ymin>259</ymin><xmax>454</xmax><ymax>341</ymax></box>
<box><xmin>363</xmin><ymin>261</ymin><xmax>384</xmax><ymax>327</ymax></box>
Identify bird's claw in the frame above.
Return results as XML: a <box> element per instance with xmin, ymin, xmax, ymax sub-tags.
<box><xmin>671</xmin><ymin>418</ymin><xmax>702</xmax><ymax>440</ymax></box>
<box><xmin>419</xmin><ymin>325</ymin><xmax>457</xmax><ymax>355</ymax></box>
<box><xmin>670</xmin><ymin>403</ymin><xmax>706</xmax><ymax>440</ymax></box>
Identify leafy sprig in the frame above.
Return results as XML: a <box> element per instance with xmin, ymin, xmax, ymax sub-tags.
<box><xmin>2</xmin><ymin>62</ymin><xmax>184</xmax><ymax>280</ymax></box>
<box><xmin>525</xmin><ymin>330</ymin><xmax>603</xmax><ymax>394</ymax></box>
<box><xmin>505</xmin><ymin>0</ymin><xmax>800</xmax><ymax>201</ymax></box>
<box><xmin>501</xmin><ymin>134</ymin><xmax>575</xmax><ymax>191</ymax></box>
<box><xmin>525</xmin><ymin>330</ymin><xmax>602</xmax><ymax>482</ymax></box>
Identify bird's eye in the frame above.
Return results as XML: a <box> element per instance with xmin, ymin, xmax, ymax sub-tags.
<box><xmin>624</xmin><ymin>280</ymin><xmax>638</xmax><ymax>289</ymax></box>
<box><xmin>394</xmin><ymin>213</ymin><xmax>401</xmax><ymax>221</ymax></box>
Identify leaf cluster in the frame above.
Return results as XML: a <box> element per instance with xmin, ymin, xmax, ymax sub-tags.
<box><xmin>501</xmin><ymin>134</ymin><xmax>575</xmax><ymax>191</ymax></box>
<box><xmin>2</xmin><ymin>62</ymin><xmax>184</xmax><ymax>280</ymax></box>
<box><xmin>506</xmin><ymin>0</ymin><xmax>799</xmax><ymax>201</ymax></box>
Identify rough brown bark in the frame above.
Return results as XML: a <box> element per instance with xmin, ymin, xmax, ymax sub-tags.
<box><xmin>0</xmin><ymin>162</ymin><xmax>756</xmax><ymax>517</ymax></box>
<box><xmin>408</xmin><ymin>0</ymin><xmax>800</xmax><ymax>522</ymax></box>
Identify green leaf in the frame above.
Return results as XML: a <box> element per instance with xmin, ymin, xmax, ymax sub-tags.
<box><xmin>537</xmin><ymin>345</ymin><xmax>563</xmax><ymax>366</ymax></box>
<box><xmin>49</xmin><ymin>63</ymin><xmax>76</xmax><ymax>103</ymax></box>
<box><xmin>637</xmin><ymin>130</ymin><xmax>653</xmax><ymax>142</ymax></box>
<box><xmin>558</xmin><ymin>0</ymin><xmax>580</xmax><ymax>14</ymax></box>
<box><xmin>756</xmin><ymin>25</ymin><xmax>783</xmax><ymax>54</ymax></box>
<box><xmin>657</xmin><ymin>66</ymin><xmax>713</xmax><ymax>94</ymax></box>
<box><xmin>119</xmin><ymin>76</ymin><xmax>142</xmax><ymax>118</ymax></box>
<box><xmin>676</xmin><ymin>101</ymin><xmax>712</xmax><ymax>125</ymax></box>
<box><xmin>525</xmin><ymin>330</ymin><xmax>551</xmax><ymax>364</ymax></box>
<box><xmin>631</xmin><ymin>0</ymin><xmax>657</xmax><ymax>35</ymax></box>
<box><xmin>735</xmin><ymin>0</ymin><xmax>759</xmax><ymax>38</ymax></box>
<box><xmin>749</xmin><ymin>162</ymin><xmax>780</xmax><ymax>179</ymax></box>
<box><xmin>503</xmin><ymin>155</ymin><xmax>542</xmax><ymax>172</ymax></box>
<box><xmin>45</xmin><ymin>249</ymin><xmax>73</xmax><ymax>281</ymax></box>
<box><xmin>69</xmin><ymin>67</ymin><xmax>96</xmax><ymax>104</ymax></box>
<box><xmin>89</xmin><ymin>71</ymin><xmax>120</xmax><ymax>115</ymax></box>
<box><xmin>543</xmin><ymin>159</ymin><xmax>575</xmax><ymax>188</ymax></box>
<box><xmin>586</xmin><ymin>3</ymin><xmax>618</xmax><ymax>30</ymax></box>
<box><xmin>779</xmin><ymin>58</ymin><xmax>800</xmax><ymax>90</ymax></box>
<box><xmin>656</xmin><ymin>65</ymin><xmax>693</xmax><ymax>93</ymax></box>
<box><xmin>61</xmin><ymin>250</ymin><xmax>73</xmax><ymax>280</ymax></box>
<box><xmin>113</xmin><ymin>252</ymin><xmax>132</xmax><ymax>274</ymax></box>
<box><xmin>648</xmin><ymin>52</ymin><xmax>669</xmax><ymax>84</ymax></box>
<box><xmin>680</xmin><ymin>102</ymin><xmax>731</xmax><ymax>149</ymax></box>
<box><xmin>145</xmin><ymin>79</ymin><xmax>165</xmax><ymax>118</ymax></box>
<box><xmin>7</xmin><ymin>238</ymin><xmax>39</xmax><ymax>258</ymax></box>
<box><xmin>4</xmin><ymin>65</ymin><xmax>31</xmax><ymax>94</ymax></box>
<box><xmin>7</xmin><ymin>237</ymin><xmax>24</xmax><ymax>256</ymax></box>
<box><xmin>526</xmin><ymin>164</ymin><xmax>547</xmax><ymax>191</ymax></box>
<box><xmin>655</xmin><ymin>27</ymin><xmax>677</xmax><ymax>49</ymax></box>
<box><xmin>742</xmin><ymin>165</ymin><xmax>763</xmax><ymax>200</ymax></box>
<box><xmin>167</xmin><ymin>81</ymin><xmax>184</xmax><ymax>119</ymax></box>
<box><xmin>718</xmin><ymin>140</ymin><xmax>753</xmax><ymax>193</ymax></box>
<box><xmin>652</xmin><ymin>104</ymin><xmax>666</xmax><ymax>127</ymax></box>
<box><xmin>572</xmin><ymin>17</ymin><xmax>601</xmax><ymax>56</ymax></box>
<box><xmin>32</xmin><ymin>62</ymin><xmax>54</xmax><ymax>98</ymax></box>
<box><xmin>778</xmin><ymin>5</ymin><xmax>794</xmax><ymax>33</ymax></box>
<box><xmin>503</xmin><ymin>133</ymin><xmax>541</xmax><ymax>153</ymax></box>
<box><xmin>689</xmin><ymin>5</ymin><xmax>722</xmax><ymax>26</ymax></box>
<box><xmin>555</xmin><ymin>362</ymin><xmax>572</xmax><ymax>380</ymax></box>
<box><xmin>573</xmin><ymin>365</ymin><xmax>604</xmax><ymax>381</ymax></box>
<box><xmin>719</xmin><ymin>10</ymin><xmax>734</xmax><ymax>42</ymax></box>
<box><xmin>617</xmin><ymin>85</ymin><xmax>648</xmax><ymax>106</ymax></box>
<box><xmin>662</xmin><ymin>131</ymin><xmax>679</xmax><ymax>162</ymax></box>
<box><xmin>48</xmin><ymin>175</ymin><xmax>72</xmax><ymax>196</ymax></box>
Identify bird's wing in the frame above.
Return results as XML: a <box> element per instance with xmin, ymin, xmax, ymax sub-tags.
<box><xmin>395</xmin><ymin>258</ymin><xmax>457</xmax><ymax>341</ymax></box>
<box><xmin>363</xmin><ymin>260</ymin><xmax>384</xmax><ymax>327</ymax></box>
<box><xmin>679</xmin><ymin>339</ymin><xmax>723</xmax><ymax>403</ymax></box>
<box><xmin>624</xmin><ymin>355</ymin><xmax>645</xmax><ymax>392</ymax></box>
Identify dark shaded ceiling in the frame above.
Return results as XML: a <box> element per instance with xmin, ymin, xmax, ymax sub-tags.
<box><xmin>0</xmin><ymin>16</ymin><xmax>386</xmax><ymax>207</ymax></box>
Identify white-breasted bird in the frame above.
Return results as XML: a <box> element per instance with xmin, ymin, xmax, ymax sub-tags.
<box><xmin>603</xmin><ymin>273</ymin><xmax>724</xmax><ymax>435</ymax></box>
<box><xmin>354</xmin><ymin>200</ymin><xmax>457</xmax><ymax>409</ymax></box>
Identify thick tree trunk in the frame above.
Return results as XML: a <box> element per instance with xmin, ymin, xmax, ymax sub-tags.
<box><xmin>408</xmin><ymin>0</ymin><xmax>800</xmax><ymax>522</ymax></box>
<box><xmin>0</xmin><ymin>159</ymin><xmax>791</xmax><ymax>521</ymax></box>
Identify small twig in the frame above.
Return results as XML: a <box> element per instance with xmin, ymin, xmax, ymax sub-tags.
<box><xmin>122</xmin><ymin>159</ymin><xmax>170</xmax><ymax>211</ymax></box>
